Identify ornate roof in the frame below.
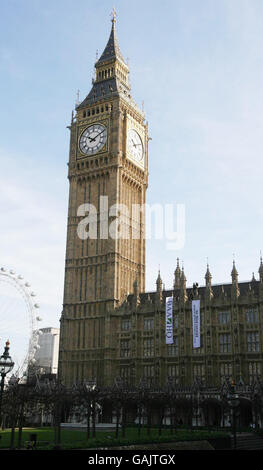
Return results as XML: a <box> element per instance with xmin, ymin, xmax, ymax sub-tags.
<box><xmin>96</xmin><ymin>16</ymin><xmax>126</xmax><ymax>66</ymax></box>
<box><xmin>122</xmin><ymin>280</ymin><xmax>261</xmax><ymax>307</ymax></box>
<box><xmin>77</xmin><ymin>77</ymin><xmax>119</xmax><ymax>108</ymax></box>
<box><xmin>76</xmin><ymin>15</ymin><xmax>130</xmax><ymax>110</ymax></box>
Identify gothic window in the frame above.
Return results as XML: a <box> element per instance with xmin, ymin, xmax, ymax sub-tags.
<box><xmin>120</xmin><ymin>339</ymin><xmax>130</xmax><ymax>358</ymax></box>
<box><xmin>143</xmin><ymin>338</ymin><xmax>154</xmax><ymax>357</ymax></box>
<box><xmin>121</xmin><ymin>318</ymin><xmax>131</xmax><ymax>331</ymax></box>
<box><xmin>167</xmin><ymin>337</ymin><xmax>178</xmax><ymax>356</ymax></box>
<box><xmin>218</xmin><ymin>311</ymin><xmax>230</xmax><ymax>324</ymax></box>
<box><xmin>219</xmin><ymin>333</ymin><xmax>231</xmax><ymax>353</ymax></box>
<box><xmin>174</xmin><ymin>314</ymin><xmax>178</xmax><ymax>329</ymax></box>
<box><xmin>167</xmin><ymin>364</ymin><xmax>179</xmax><ymax>384</ymax></box>
<box><xmin>144</xmin><ymin>318</ymin><xmax>154</xmax><ymax>331</ymax></box>
<box><xmin>193</xmin><ymin>364</ymin><xmax>205</xmax><ymax>382</ymax></box>
<box><xmin>245</xmin><ymin>308</ymin><xmax>258</xmax><ymax>324</ymax></box>
<box><xmin>143</xmin><ymin>365</ymin><xmax>155</xmax><ymax>385</ymax></box>
<box><xmin>220</xmin><ymin>362</ymin><xmax>232</xmax><ymax>383</ymax></box>
<box><xmin>248</xmin><ymin>362</ymin><xmax>261</xmax><ymax>383</ymax></box>
<box><xmin>247</xmin><ymin>332</ymin><xmax>259</xmax><ymax>352</ymax></box>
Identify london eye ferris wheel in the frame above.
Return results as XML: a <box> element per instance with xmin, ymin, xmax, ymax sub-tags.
<box><xmin>0</xmin><ymin>266</ymin><xmax>43</xmax><ymax>379</ymax></box>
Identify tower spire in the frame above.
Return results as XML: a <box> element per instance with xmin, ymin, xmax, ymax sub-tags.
<box><xmin>180</xmin><ymin>265</ymin><xmax>188</xmax><ymax>302</ymax></box>
<box><xmin>259</xmin><ymin>253</ymin><xmax>263</xmax><ymax>282</ymax></box>
<box><xmin>155</xmin><ymin>268</ymin><xmax>163</xmax><ymax>301</ymax></box>
<box><xmin>205</xmin><ymin>262</ymin><xmax>212</xmax><ymax>286</ymax></box>
<box><xmin>205</xmin><ymin>262</ymin><xmax>213</xmax><ymax>300</ymax></box>
<box><xmin>156</xmin><ymin>268</ymin><xmax>163</xmax><ymax>292</ymax></box>
<box><xmin>174</xmin><ymin>258</ymin><xmax>181</xmax><ymax>290</ymax></box>
<box><xmin>231</xmin><ymin>259</ymin><xmax>240</xmax><ymax>298</ymax></box>
<box><xmin>77</xmin><ymin>11</ymin><xmax>131</xmax><ymax>109</ymax></box>
<box><xmin>96</xmin><ymin>9</ymin><xmax>126</xmax><ymax>66</ymax></box>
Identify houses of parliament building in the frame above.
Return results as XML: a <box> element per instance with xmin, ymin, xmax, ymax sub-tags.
<box><xmin>58</xmin><ymin>14</ymin><xmax>263</xmax><ymax>395</ymax></box>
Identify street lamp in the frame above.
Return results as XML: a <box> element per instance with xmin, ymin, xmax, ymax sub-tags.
<box><xmin>227</xmin><ymin>382</ymin><xmax>240</xmax><ymax>450</ymax></box>
<box><xmin>0</xmin><ymin>341</ymin><xmax>15</xmax><ymax>426</ymax></box>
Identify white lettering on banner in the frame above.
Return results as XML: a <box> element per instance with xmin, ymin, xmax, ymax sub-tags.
<box><xmin>192</xmin><ymin>300</ymin><xmax>200</xmax><ymax>348</ymax></box>
<box><xmin>165</xmin><ymin>296</ymin><xmax>173</xmax><ymax>344</ymax></box>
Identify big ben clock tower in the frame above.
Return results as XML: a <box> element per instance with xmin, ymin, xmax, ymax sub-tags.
<box><xmin>59</xmin><ymin>13</ymin><xmax>148</xmax><ymax>386</ymax></box>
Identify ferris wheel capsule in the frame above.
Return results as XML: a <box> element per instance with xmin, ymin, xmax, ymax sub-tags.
<box><xmin>1</xmin><ymin>267</ymin><xmax>6</xmax><ymax>272</ymax></box>
<box><xmin>34</xmin><ymin>304</ymin><xmax>40</xmax><ymax>309</ymax></box>
<box><xmin>10</xmin><ymin>270</ymin><xmax>15</xmax><ymax>275</ymax></box>
<box><xmin>25</xmin><ymin>282</ymin><xmax>31</xmax><ymax>287</ymax></box>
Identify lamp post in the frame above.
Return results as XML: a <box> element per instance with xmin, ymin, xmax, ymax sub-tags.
<box><xmin>227</xmin><ymin>382</ymin><xmax>240</xmax><ymax>450</ymax></box>
<box><xmin>0</xmin><ymin>341</ymin><xmax>14</xmax><ymax>427</ymax></box>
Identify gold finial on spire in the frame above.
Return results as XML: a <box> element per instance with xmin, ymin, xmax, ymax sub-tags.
<box><xmin>111</xmin><ymin>7</ymin><xmax>117</xmax><ymax>25</ymax></box>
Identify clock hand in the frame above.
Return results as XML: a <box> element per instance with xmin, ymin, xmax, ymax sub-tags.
<box><xmin>131</xmin><ymin>138</ymin><xmax>142</xmax><ymax>148</ymax></box>
<box><xmin>89</xmin><ymin>129</ymin><xmax>105</xmax><ymax>142</ymax></box>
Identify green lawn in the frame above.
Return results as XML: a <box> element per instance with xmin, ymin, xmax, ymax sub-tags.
<box><xmin>0</xmin><ymin>426</ymin><xmax>229</xmax><ymax>450</ymax></box>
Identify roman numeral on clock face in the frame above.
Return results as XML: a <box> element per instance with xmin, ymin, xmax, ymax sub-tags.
<box><xmin>79</xmin><ymin>123</ymin><xmax>107</xmax><ymax>155</ymax></box>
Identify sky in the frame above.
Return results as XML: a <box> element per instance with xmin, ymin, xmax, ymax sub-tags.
<box><xmin>1</xmin><ymin>0</ymin><xmax>263</xmax><ymax>368</ymax></box>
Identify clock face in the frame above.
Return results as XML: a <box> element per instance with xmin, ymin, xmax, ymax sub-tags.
<box><xmin>79</xmin><ymin>124</ymin><xmax>107</xmax><ymax>155</ymax></box>
<box><xmin>127</xmin><ymin>129</ymin><xmax>144</xmax><ymax>163</ymax></box>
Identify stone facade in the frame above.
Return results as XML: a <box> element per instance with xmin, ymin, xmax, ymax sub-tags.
<box><xmin>58</xmin><ymin>17</ymin><xmax>263</xmax><ymax>391</ymax></box>
<box><xmin>58</xmin><ymin>17</ymin><xmax>148</xmax><ymax>386</ymax></box>
<box><xmin>112</xmin><ymin>260</ymin><xmax>263</xmax><ymax>388</ymax></box>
